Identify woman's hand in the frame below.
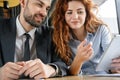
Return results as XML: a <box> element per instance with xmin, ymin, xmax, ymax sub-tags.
<box><xmin>110</xmin><ymin>57</ymin><xmax>120</xmax><ymax>73</ymax></box>
<box><xmin>76</xmin><ymin>40</ymin><xmax>93</xmax><ymax>62</ymax></box>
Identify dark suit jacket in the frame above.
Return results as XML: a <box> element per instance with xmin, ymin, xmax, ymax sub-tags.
<box><xmin>0</xmin><ymin>17</ymin><xmax>68</xmax><ymax>76</ymax></box>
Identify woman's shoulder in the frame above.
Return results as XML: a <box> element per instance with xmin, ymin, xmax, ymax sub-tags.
<box><xmin>93</xmin><ymin>24</ymin><xmax>111</xmax><ymax>38</ymax></box>
<box><xmin>98</xmin><ymin>24</ymin><xmax>110</xmax><ymax>32</ymax></box>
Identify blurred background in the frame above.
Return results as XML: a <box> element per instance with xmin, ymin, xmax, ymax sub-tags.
<box><xmin>0</xmin><ymin>0</ymin><xmax>120</xmax><ymax>35</ymax></box>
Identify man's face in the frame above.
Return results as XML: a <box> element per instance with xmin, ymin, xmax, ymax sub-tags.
<box><xmin>23</xmin><ymin>0</ymin><xmax>51</xmax><ymax>27</ymax></box>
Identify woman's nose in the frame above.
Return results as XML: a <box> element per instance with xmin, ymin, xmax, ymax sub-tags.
<box><xmin>72</xmin><ymin>12</ymin><xmax>78</xmax><ymax>19</ymax></box>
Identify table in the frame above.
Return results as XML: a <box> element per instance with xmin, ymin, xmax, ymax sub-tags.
<box><xmin>19</xmin><ymin>75</ymin><xmax>120</xmax><ymax>80</ymax></box>
<box><xmin>45</xmin><ymin>75</ymin><xmax>120</xmax><ymax>80</ymax></box>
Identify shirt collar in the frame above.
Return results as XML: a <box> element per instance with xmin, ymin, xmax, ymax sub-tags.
<box><xmin>16</xmin><ymin>16</ymin><xmax>36</xmax><ymax>40</ymax></box>
<box><xmin>70</xmin><ymin>31</ymin><xmax>94</xmax><ymax>41</ymax></box>
<box><xmin>87</xmin><ymin>31</ymin><xmax>94</xmax><ymax>37</ymax></box>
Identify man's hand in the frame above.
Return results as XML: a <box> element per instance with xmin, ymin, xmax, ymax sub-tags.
<box><xmin>0</xmin><ymin>62</ymin><xmax>23</xmax><ymax>80</ymax></box>
<box><xmin>19</xmin><ymin>59</ymin><xmax>56</xmax><ymax>79</ymax></box>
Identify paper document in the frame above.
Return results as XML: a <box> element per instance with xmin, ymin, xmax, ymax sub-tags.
<box><xmin>96</xmin><ymin>35</ymin><xmax>120</xmax><ymax>71</ymax></box>
<box><xmin>90</xmin><ymin>74</ymin><xmax>120</xmax><ymax>77</ymax></box>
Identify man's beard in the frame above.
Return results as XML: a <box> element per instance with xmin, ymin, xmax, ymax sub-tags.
<box><xmin>24</xmin><ymin>14</ymin><xmax>45</xmax><ymax>28</ymax></box>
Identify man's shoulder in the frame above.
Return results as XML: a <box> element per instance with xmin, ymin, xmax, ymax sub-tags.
<box><xmin>0</xmin><ymin>17</ymin><xmax>16</xmax><ymax>33</ymax></box>
<box><xmin>37</xmin><ymin>25</ymin><xmax>53</xmax><ymax>34</ymax></box>
<box><xmin>0</xmin><ymin>18</ymin><xmax>8</xmax><ymax>24</ymax></box>
<box><xmin>0</xmin><ymin>17</ymin><xmax>16</xmax><ymax>25</ymax></box>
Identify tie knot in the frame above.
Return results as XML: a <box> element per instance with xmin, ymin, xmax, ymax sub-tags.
<box><xmin>24</xmin><ymin>33</ymin><xmax>30</xmax><ymax>39</ymax></box>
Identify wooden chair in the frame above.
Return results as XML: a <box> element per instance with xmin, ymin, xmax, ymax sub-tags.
<box><xmin>0</xmin><ymin>0</ymin><xmax>20</xmax><ymax>19</ymax></box>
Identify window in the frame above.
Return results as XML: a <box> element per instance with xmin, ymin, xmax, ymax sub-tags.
<box><xmin>96</xmin><ymin>0</ymin><xmax>118</xmax><ymax>34</ymax></box>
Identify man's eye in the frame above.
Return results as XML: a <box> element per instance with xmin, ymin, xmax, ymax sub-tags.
<box><xmin>46</xmin><ymin>8</ymin><xmax>50</xmax><ymax>12</ymax></box>
<box><xmin>37</xmin><ymin>3</ymin><xmax>43</xmax><ymax>8</ymax></box>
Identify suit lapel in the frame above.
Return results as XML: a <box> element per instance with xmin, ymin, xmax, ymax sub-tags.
<box><xmin>35</xmin><ymin>28</ymin><xmax>49</xmax><ymax>63</ymax></box>
<box><xmin>1</xmin><ymin>18</ymin><xmax>16</xmax><ymax>63</ymax></box>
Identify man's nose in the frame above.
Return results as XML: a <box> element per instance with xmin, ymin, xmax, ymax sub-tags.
<box><xmin>40</xmin><ymin>8</ymin><xmax>47</xmax><ymax>17</ymax></box>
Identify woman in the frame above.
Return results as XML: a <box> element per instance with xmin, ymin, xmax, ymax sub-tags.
<box><xmin>51</xmin><ymin>0</ymin><xmax>111</xmax><ymax>75</ymax></box>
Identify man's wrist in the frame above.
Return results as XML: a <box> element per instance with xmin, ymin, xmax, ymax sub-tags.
<box><xmin>48</xmin><ymin>63</ymin><xmax>61</xmax><ymax>77</ymax></box>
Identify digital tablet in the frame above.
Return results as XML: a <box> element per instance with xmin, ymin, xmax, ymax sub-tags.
<box><xmin>96</xmin><ymin>35</ymin><xmax>120</xmax><ymax>71</ymax></box>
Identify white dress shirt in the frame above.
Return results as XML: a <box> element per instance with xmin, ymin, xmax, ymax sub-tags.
<box><xmin>14</xmin><ymin>16</ymin><xmax>37</xmax><ymax>62</ymax></box>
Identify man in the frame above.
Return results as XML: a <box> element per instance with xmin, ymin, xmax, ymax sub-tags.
<box><xmin>0</xmin><ymin>0</ymin><xmax>67</xmax><ymax>79</ymax></box>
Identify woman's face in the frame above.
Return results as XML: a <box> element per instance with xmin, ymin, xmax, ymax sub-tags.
<box><xmin>65</xmin><ymin>1</ymin><xmax>86</xmax><ymax>30</ymax></box>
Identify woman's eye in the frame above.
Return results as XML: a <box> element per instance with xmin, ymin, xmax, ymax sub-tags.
<box><xmin>66</xmin><ymin>11</ymin><xmax>72</xmax><ymax>14</ymax></box>
<box><xmin>78</xmin><ymin>11</ymin><xmax>84</xmax><ymax>14</ymax></box>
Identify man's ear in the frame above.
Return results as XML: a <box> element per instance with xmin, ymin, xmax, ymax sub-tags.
<box><xmin>19</xmin><ymin>0</ymin><xmax>26</xmax><ymax>8</ymax></box>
